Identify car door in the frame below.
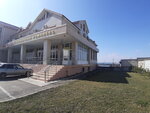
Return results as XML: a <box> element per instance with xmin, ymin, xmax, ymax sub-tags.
<box><xmin>5</xmin><ymin>64</ymin><xmax>16</xmax><ymax>75</ymax></box>
<box><xmin>15</xmin><ymin>64</ymin><xmax>26</xmax><ymax>75</ymax></box>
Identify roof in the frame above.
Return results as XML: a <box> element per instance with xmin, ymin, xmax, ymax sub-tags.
<box><xmin>120</xmin><ymin>59</ymin><xmax>137</xmax><ymax>61</ymax></box>
<box><xmin>15</xmin><ymin>9</ymin><xmax>80</xmax><ymax>34</ymax></box>
<box><xmin>9</xmin><ymin>9</ymin><xmax>97</xmax><ymax>46</ymax></box>
<box><xmin>137</xmin><ymin>57</ymin><xmax>150</xmax><ymax>61</ymax></box>
<box><xmin>0</xmin><ymin>21</ymin><xmax>19</xmax><ymax>30</ymax></box>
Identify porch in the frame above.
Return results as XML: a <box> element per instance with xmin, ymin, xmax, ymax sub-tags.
<box><xmin>7</xmin><ymin>40</ymin><xmax>78</xmax><ymax>65</ymax></box>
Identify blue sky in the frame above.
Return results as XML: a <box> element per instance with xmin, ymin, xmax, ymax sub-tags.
<box><xmin>0</xmin><ymin>0</ymin><xmax>150</xmax><ymax>63</ymax></box>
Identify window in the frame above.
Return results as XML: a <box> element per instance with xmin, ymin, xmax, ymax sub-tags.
<box><xmin>50</xmin><ymin>45</ymin><xmax>58</xmax><ymax>62</ymax></box>
<box><xmin>83</xmin><ymin>24</ymin><xmax>85</xmax><ymax>32</ymax></box>
<box><xmin>77</xmin><ymin>43</ymin><xmax>88</xmax><ymax>62</ymax></box>
<box><xmin>16</xmin><ymin>65</ymin><xmax>24</xmax><ymax>69</ymax></box>
<box><xmin>80</xmin><ymin>24</ymin><xmax>82</xmax><ymax>29</ymax></box>
<box><xmin>0</xmin><ymin>27</ymin><xmax>2</xmax><ymax>40</ymax></box>
<box><xmin>83</xmin><ymin>33</ymin><xmax>86</xmax><ymax>38</ymax></box>
<box><xmin>5</xmin><ymin>64</ymin><xmax>15</xmax><ymax>69</ymax></box>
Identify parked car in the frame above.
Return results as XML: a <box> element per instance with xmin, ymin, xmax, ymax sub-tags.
<box><xmin>0</xmin><ymin>63</ymin><xmax>33</xmax><ymax>78</ymax></box>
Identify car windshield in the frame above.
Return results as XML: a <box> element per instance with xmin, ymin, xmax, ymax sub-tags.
<box><xmin>0</xmin><ymin>64</ymin><xmax>6</xmax><ymax>68</ymax></box>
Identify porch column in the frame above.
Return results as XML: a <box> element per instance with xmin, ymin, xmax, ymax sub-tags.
<box><xmin>72</xmin><ymin>41</ymin><xmax>78</xmax><ymax>65</ymax></box>
<box><xmin>20</xmin><ymin>44</ymin><xmax>26</xmax><ymax>63</ymax></box>
<box><xmin>43</xmin><ymin>40</ymin><xmax>51</xmax><ymax>65</ymax></box>
<box><xmin>7</xmin><ymin>48</ymin><xmax>12</xmax><ymax>63</ymax></box>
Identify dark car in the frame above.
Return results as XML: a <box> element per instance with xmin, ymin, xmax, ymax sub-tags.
<box><xmin>0</xmin><ymin>63</ymin><xmax>33</xmax><ymax>78</ymax></box>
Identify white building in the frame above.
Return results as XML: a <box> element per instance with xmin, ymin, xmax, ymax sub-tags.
<box><xmin>0</xmin><ymin>9</ymin><xmax>98</xmax><ymax>81</ymax></box>
<box><xmin>137</xmin><ymin>58</ymin><xmax>150</xmax><ymax>71</ymax></box>
<box><xmin>0</xmin><ymin>21</ymin><xmax>19</xmax><ymax>62</ymax></box>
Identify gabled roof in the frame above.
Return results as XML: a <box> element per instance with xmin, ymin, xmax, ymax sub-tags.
<box><xmin>30</xmin><ymin>9</ymin><xmax>62</xmax><ymax>29</ymax></box>
<box><xmin>17</xmin><ymin>9</ymin><xmax>80</xmax><ymax>34</ymax></box>
<box><xmin>73</xmin><ymin>20</ymin><xmax>89</xmax><ymax>33</ymax></box>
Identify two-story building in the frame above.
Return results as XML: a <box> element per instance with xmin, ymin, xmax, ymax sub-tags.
<box><xmin>0</xmin><ymin>9</ymin><xmax>98</xmax><ymax>81</ymax></box>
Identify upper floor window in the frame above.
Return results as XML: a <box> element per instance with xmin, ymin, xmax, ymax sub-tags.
<box><xmin>38</xmin><ymin>12</ymin><xmax>50</xmax><ymax>22</ymax></box>
<box><xmin>0</xmin><ymin>27</ymin><xmax>2</xmax><ymax>39</ymax></box>
<box><xmin>80</xmin><ymin>24</ymin><xmax>82</xmax><ymax>29</ymax></box>
<box><xmin>83</xmin><ymin>24</ymin><xmax>85</xmax><ymax>32</ymax></box>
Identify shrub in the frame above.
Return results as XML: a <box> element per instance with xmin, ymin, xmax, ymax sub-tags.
<box><xmin>131</xmin><ymin>67</ymin><xmax>146</xmax><ymax>73</ymax></box>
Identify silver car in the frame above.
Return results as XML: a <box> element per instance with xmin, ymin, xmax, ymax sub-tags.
<box><xmin>0</xmin><ymin>63</ymin><xmax>33</xmax><ymax>78</ymax></box>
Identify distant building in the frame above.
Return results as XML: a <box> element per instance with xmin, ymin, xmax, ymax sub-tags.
<box><xmin>137</xmin><ymin>57</ymin><xmax>150</xmax><ymax>71</ymax></box>
<box><xmin>120</xmin><ymin>57</ymin><xmax>150</xmax><ymax>72</ymax></box>
<box><xmin>120</xmin><ymin>59</ymin><xmax>138</xmax><ymax>67</ymax></box>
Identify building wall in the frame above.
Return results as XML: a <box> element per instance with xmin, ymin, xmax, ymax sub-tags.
<box><xmin>0</xmin><ymin>50</ymin><xmax>7</xmax><ymax>62</ymax></box>
<box><xmin>120</xmin><ymin>60</ymin><xmax>138</xmax><ymax>67</ymax></box>
<box><xmin>49</xmin><ymin>64</ymin><xmax>97</xmax><ymax>81</ymax></box>
<box><xmin>17</xmin><ymin>14</ymin><xmax>62</xmax><ymax>38</ymax></box>
<box><xmin>0</xmin><ymin>22</ymin><xmax>18</xmax><ymax>62</ymax></box>
<box><xmin>138</xmin><ymin>60</ymin><xmax>150</xmax><ymax>71</ymax></box>
<box><xmin>0</xmin><ymin>22</ymin><xmax>18</xmax><ymax>46</ymax></box>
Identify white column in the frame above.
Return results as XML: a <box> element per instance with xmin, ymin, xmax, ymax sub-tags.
<box><xmin>72</xmin><ymin>41</ymin><xmax>78</xmax><ymax>65</ymax></box>
<box><xmin>20</xmin><ymin>45</ymin><xmax>26</xmax><ymax>63</ymax></box>
<box><xmin>43</xmin><ymin>40</ymin><xmax>51</xmax><ymax>65</ymax></box>
<box><xmin>7</xmin><ymin>48</ymin><xmax>12</xmax><ymax>63</ymax></box>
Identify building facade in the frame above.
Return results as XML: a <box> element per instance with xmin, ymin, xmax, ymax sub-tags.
<box><xmin>0</xmin><ymin>9</ymin><xmax>98</xmax><ymax>81</ymax></box>
<box><xmin>0</xmin><ymin>21</ymin><xmax>19</xmax><ymax>62</ymax></box>
<box><xmin>0</xmin><ymin>9</ymin><xmax>98</xmax><ymax>65</ymax></box>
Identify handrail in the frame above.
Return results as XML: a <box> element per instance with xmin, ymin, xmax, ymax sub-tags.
<box><xmin>44</xmin><ymin>59</ymin><xmax>59</xmax><ymax>82</ymax></box>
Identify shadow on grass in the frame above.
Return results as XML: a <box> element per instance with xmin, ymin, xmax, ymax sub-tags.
<box><xmin>82</xmin><ymin>70</ymin><xmax>131</xmax><ymax>84</ymax></box>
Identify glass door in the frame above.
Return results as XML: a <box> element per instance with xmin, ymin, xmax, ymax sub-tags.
<box><xmin>62</xmin><ymin>43</ymin><xmax>72</xmax><ymax>65</ymax></box>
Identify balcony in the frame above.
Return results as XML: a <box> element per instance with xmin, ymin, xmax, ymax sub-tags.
<box><xmin>6</xmin><ymin>24</ymin><xmax>67</xmax><ymax>47</ymax></box>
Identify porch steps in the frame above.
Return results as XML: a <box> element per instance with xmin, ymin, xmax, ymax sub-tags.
<box><xmin>32</xmin><ymin>65</ymin><xmax>64</xmax><ymax>81</ymax></box>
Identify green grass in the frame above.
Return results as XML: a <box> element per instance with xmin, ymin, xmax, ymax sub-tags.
<box><xmin>1</xmin><ymin>71</ymin><xmax>150</xmax><ymax>113</ymax></box>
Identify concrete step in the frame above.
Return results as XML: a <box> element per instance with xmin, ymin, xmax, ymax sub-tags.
<box><xmin>32</xmin><ymin>73</ymin><xmax>53</xmax><ymax>78</ymax></box>
<box><xmin>31</xmin><ymin>75</ymin><xmax>51</xmax><ymax>80</ymax></box>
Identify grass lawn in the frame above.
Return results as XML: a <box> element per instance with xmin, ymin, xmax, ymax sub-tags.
<box><xmin>1</xmin><ymin>71</ymin><xmax>150</xmax><ymax>113</ymax></box>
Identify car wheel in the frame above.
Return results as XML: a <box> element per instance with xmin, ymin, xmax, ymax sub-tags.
<box><xmin>26</xmin><ymin>71</ymin><xmax>31</xmax><ymax>77</ymax></box>
<box><xmin>0</xmin><ymin>73</ymin><xmax>6</xmax><ymax>79</ymax></box>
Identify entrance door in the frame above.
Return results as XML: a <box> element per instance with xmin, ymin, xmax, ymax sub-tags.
<box><xmin>63</xmin><ymin>49</ymin><xmax>70</xmax><ymax>65</ymax></box>
<box><xmin>62</xmin><ymin>43</ymin><xmax>72</xmax><ymax>65</ymax></box>
<box><xmin>37</xmin><ymin>50</ymin><xmax>43</xmax><ymax>61</ymax></box>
